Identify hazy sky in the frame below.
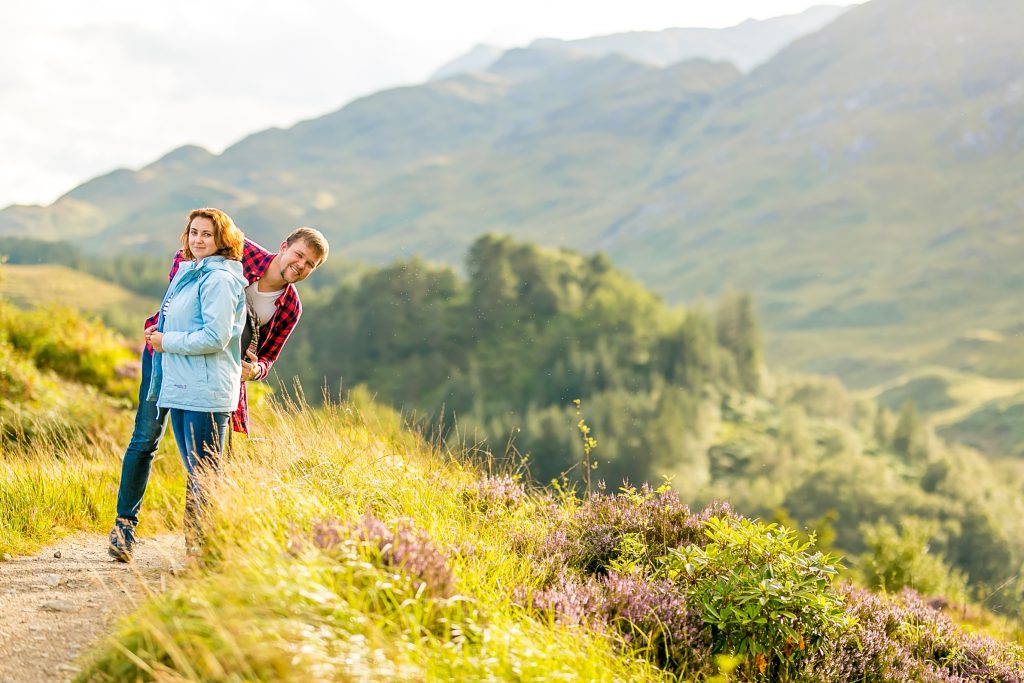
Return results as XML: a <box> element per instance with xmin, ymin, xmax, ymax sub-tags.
<box><xmin>1</xmin><ymin>1</ymin><xmax>860</xmax><ymax>208</ymax></box>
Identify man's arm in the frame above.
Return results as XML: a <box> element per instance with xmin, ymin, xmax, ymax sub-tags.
<box><xmin>240</xmin><ymin>238</ymin><xmax>272</xmax><ymax>283</ymax></box>
<box><xmin>248</xmin><ymin>295</ymin><xmax>301</xmax><ymax>381</ymax></box>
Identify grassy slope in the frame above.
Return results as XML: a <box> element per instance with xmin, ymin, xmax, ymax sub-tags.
<box><xmin>8</xmin><ymin>395</ymin><xmax>667</xmax><ymax>682</ymax></box>
<box><xmin>0</xmin><ymin>264</ymin><xmax>158</xmax><ymax>337</ymax></box>
<box><xmin>35</xmin><ymin>395</ymin><xmax>1020</xmax><ymax>680</ymax></box>
<box><xmin>3</xmin><ymin>380</ymin><xmax>1022</xmax><ymax>679</ymax></box>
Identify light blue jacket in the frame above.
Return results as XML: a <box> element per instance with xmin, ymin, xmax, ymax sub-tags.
<box><xmin>147</xmin><ymin>256</ymin><xmax>248</xmax><ymax>413</ymax></box>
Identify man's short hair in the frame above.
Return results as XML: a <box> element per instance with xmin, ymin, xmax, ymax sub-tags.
<box><xmin>181</xmin><ymin>208</ymin><xmax>244</xmax><ymax>260</ymax></box>
<box><xmin>285</xmin><ymin>227</ymin><xmax>329</xmax><ymax>265</ymax></box>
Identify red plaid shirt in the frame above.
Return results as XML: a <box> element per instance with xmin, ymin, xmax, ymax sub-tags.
<box><xmin>145</xmin><ymin>239</ymin><xmax>303</xmax><ymax>434</ymax></box>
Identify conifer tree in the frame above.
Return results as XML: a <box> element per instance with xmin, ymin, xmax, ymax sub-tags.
<box><xmin>892</xmin><ymin>400</ymin><xmax>919</xmax><ymax>456</ymax></box>
<box><xmin>873</xmin><ymin>407</ymin><xmax>892</xmax><ymax>448</ymax></box>
<box><xmin>716</xmin><ymin>292</ymin><xmax>761</xmax><ymax>393</ymax></box>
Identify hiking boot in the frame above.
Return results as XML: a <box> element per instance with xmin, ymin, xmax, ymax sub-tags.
<box><xmin>108</xmin><ymin>518</ymin><xmax>137</xmax><ymax>562</ymax></box>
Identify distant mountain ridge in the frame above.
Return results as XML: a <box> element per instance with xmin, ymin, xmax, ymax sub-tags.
<box><xmin>2</xmin><ymin>0</ymin><xmax>1022</xmax><ymax>396</ymax></box>
<box><xmin>430</xmin><ymin>4</ymin><xmax>850</xmax><ymax>79</ymax></box>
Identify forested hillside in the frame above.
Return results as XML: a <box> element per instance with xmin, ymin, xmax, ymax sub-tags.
<box><xmin>275</xmin><ymin>235</ymin><xmax>1024</xmax><ymax>618</ymax></box>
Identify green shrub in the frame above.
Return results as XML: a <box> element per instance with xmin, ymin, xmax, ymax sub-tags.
<box><xmin>858</xmin><ymin>516</ymin><xmax>969</xmax><ymax>602</ymax></box>
<box><xmin>0</xmin><ymin>302</ymin><xmax>136</xmax><ymax>399</ymax></box>
<box><xmin>0</xmin><ymin>303</ymin><xmax>133</xmax><ymax>445</ymax></box>
<box><xmin>657</xmin><ymin>516</ymin><xmax>853</xmax><ymax>678</ymax></box>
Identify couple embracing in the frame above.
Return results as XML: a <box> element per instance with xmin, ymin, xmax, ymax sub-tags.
<box><xmin>108</xmin><ymin>207</ymin><xmax>329</xmax><ymax>561</ymax></box>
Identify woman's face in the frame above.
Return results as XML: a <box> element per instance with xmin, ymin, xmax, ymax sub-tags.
<box><xmin>188</xmin><ymin>216</ymin><xmax>219</xmax><ymax>259</ymax></box>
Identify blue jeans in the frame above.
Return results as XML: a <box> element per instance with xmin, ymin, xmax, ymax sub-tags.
<box><xmin>169</xmin><ymin>408</ymin><xmax>230</xmax><ymax>536</ymax></box>
<box><xmin>114</xmin><ymin>349</ymin><xmax>168</xmax><ymax>526</ymax></box>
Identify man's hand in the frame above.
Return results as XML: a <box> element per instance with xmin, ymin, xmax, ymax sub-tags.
<box><xmin>242</xmin><ymin>349</ymin><xmax>260</xmax><ymax>381</ymax></box>
<box><xmin>148</xmin><ymin>330</ymin><xmax>164</xmax><ymax>352</ymax></box>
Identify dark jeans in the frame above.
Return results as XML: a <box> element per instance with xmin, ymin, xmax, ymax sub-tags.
<box><xmin>114</xmin><ymin>349</ymin><xmax>167</xmax><ymax>526</ymax></box>
<box><xmin>169</xmin><ymin>408</ymin><xmax>230</xmax><ymax>537</ymax></box>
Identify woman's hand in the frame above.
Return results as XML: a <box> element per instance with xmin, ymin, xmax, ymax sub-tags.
<box><xmin>147</xmin><ymin>329</ymin><xmax>165</xmax><ymax>352</ymax></box>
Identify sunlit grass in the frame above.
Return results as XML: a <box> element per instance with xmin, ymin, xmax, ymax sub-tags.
<box><xmin>0</xmin><ymin>264</ymin><xmax>159</xmax><ymax>336</ymax></box>
<box><xmin>4</xmin><ymin>389</ymin><xmax>1021</xmax><ymax>680</ymax></box>
<box><xmin>76</xmin><ymin>393</ymin><xmax>673</xmax><ymax>682</ymax></box>
<box><xmin>0</xmin><ymin>426</ymin><xmax>185</xmax><ymax>555</ymax></box>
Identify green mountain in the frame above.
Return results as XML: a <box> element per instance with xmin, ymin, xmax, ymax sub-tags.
<box><xmin>2</xmin><ymin>0</ymin><xmax>1022</xmax><ymax>434</ymax></box>
<box><xmin>0</xmin><ymin>50</ymin><xmax>741</xmax><ymax>258</ymax></box>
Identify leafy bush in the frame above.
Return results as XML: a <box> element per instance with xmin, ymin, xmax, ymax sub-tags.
<box><xmin>0</xmin><ymin>337</ymin><xmax>127</xmax><ymax>446</ymax></box>
<box><xmin>656</xmin><ymin>516</ymin><xmax>853</xmax><ymax>678</ymax></box>
<box><xmin>0</xmin><ymin>299</ymin><xmax>134</xmax><ymax>444</ymax></box>
<box><xmin>859</xmin><ymin>516</ymin><xmax>969</xmax><ymax>602</ymax></box>
<box><xmin>0</xmin><ymin>302</ymin><xmax>136</xmax><ymax>399</ymax></box>
<box><xmin>533</xmin><ymin>483</ymin><xmax>735</xmax><ymax>577</ymax></box>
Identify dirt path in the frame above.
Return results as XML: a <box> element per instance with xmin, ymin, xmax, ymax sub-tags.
<box><xmin>0</xmin><ymin>532</ymin><xmax>183</xmax><ymax>683</ymax></box>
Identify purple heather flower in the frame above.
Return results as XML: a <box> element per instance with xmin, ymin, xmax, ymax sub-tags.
<box><xmin>293</xmin><ymin>515</ymin><xmax>455</xmax><ymax>598</ymax></box>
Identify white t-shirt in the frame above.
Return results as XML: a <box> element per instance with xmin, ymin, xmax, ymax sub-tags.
<box><xmin>245</xmin><ymin>282</ymin><xmax>285</xmax><ymax>327</ymax></box>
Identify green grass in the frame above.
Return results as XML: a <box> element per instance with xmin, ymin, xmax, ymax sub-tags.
<box><xmin>0</xmin><ymin>264</ymin><xmax>159</xmax><ymax>337</ymax></box>
<box><xmin>64</xmin><ymin>393</ymin><xmax>1023</xmax><ymax>681</ymax></box>
<box><xmin>0</xmin><ymin>427</ymin><xmax>185</xmax><ymax>555</ymax></box>
<box><xmin>76</xmin><ymin>395</ymin><xmax>674</xmax><ymax>682</ymax></box>
<box><xmin>0</xmin><ymin>386</ymin><xmax>1019</xmax><ymax>680</ymax></box>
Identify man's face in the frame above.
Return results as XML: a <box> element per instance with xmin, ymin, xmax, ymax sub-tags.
<box><xmin>277</xmin><ymin>238</ymin><xmax>320</xmax><ymax>284</ymax></box>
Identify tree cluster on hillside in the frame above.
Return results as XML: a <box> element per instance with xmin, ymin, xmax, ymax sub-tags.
<box><xmin>0</xmin><ymin>237</ymin><xmax>170</xmax><ymax>299</ymax></box>
<box><xmin>275</xmin><ymin>234</ymin><xmax>1024</xmax><ymax>617</ymax></box>
<box><xmin>281</xmin><ymin>233</ymin><xmax>759</xmax><ymax>410</ymax></box>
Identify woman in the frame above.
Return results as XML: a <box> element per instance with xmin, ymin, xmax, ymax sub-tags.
<box><xmin>147</xmin><ymin>207</ymin><xmax>248</xmax><ymax>554</ymax></box>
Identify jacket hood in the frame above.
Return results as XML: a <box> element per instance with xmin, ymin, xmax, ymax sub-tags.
<box><xmin>187</xmin><ymin>256</ymin><xmax>248</xmax><ymax>288</ymax></box>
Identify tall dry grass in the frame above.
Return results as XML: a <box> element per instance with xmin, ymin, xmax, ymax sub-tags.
<box><xmin>72</xmin><ymin>392</ymin><xmax>670</xmax><ymax>681</ymax></box>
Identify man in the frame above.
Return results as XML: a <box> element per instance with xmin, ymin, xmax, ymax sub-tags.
<box><xmin>108</xmin><ymin>225</ymin><xmax>330</xmax><ymax>562</ymax></box>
